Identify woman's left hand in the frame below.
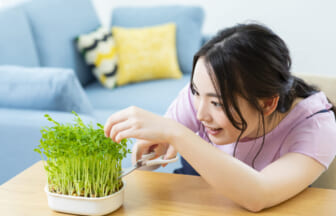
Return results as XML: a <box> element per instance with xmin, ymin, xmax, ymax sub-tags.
<box><xmin>104</xmin><ymin>106</ymin><xmax>179</xmax><ymax>144</ymax></box>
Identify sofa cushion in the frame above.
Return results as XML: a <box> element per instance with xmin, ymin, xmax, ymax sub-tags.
<box><xmin>112</xmin><ymin>23</ymin><xmax>182</xmax><ymax>86</ymax></box>
<box><xmin>0</xmin><ymin>7</ymin><xmax>39</xmax><ymax>67</ymax></box>
<box><xmin>23</xmin><ymin>0</ymin><xmax>100</xmax><ymax>86</ymax></box>
<box><xmin>111</xmin><ymin>6</ymin><xmax>204</xmax><ymax>74</ymax></box>
<box><xmin>85</xmin><ymin>75</ymin><xmax>191</xmax><ymax>115</ymax></box>
<box><xmin>0</xmin><ymin>66</ymin><xmax>94</xmax><ymax>115</ymax></box>
<box><xmin>77</xmin><ymin>27</ymin><xmax>118</xmax><ymax>89</ymax></box>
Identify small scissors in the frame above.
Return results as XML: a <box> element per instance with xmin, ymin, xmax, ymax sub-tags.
<box><xmin>119</xmin><ymin>152</ymin><xmax>179</xmax><ymax>178</ymax></box>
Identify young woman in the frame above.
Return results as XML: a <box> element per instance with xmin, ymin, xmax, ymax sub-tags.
<box><xmin>104</xmin><ymin>23</ymin><xmax>336</xmax><ymax>212</ymax></box>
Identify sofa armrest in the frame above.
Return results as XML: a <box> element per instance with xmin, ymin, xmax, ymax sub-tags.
<box><xmin>0</xmin><ymin>66</ymin><xmax>94</xmax><ymax>115</ymax></box>
<box><xmin>294</xmin><ymin>73</ymin><xmax>336</xmax><ymax>104</ymax></box>
<box><xmin>0</xmin><ymin>108</ymin><xmax>96</xmax><ymax>185</ymax></box>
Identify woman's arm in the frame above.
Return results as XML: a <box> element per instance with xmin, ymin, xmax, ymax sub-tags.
<box><xmin>170</xmin><ymin>125</ymin><xmax>325</xmax><ymax>212</ymax></box>
<box><xmin>104</xmin><ymin>106</ymin><xmax>325</xmax><ymax>212</ymax></box>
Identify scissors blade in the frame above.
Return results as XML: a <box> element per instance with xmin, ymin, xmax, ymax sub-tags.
<box><xmin>119</xmin><ymin>152</ymin><xmax>157</xmax><ymax>178</ymax></box>
<box><xmin>119</xmin><ymin>166</ymin><xmax>137</xmax><ymax>178</ymax></box>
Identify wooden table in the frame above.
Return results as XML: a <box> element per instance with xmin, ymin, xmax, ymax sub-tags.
<box><xmin>1</xmin><ymin>161</ymin><xmax>336</xmax><ymax>215</ymax></box>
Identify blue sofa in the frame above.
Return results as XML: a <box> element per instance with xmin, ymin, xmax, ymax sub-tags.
<box><xmin>0</xmin><ymin>0</ymin><xmax>207</xmax><ymax>184</ymax></box>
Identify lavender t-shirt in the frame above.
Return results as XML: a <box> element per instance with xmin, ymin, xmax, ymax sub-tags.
<box><xmin>165</xmin><ymin>84</ymin><xmax>336</xmax><ymax>171</ymax></box>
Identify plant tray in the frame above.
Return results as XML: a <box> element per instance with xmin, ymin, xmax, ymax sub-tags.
<box><xmin>44</xmin><ymin>182</ymin><xmax>125</xmax><ymax>216</ymax></box>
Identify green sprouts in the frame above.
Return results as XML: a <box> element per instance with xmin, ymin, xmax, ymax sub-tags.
<box><xmin>34</xmin><ymin>112</ymin><xmax>131</xmax><ymax>197</ymax></box>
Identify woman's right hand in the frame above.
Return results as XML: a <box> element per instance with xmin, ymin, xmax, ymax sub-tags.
<box><xmin>132</xmin><ymin>139</ymin><xmax>178</xmax><ymax>168</ymax></box>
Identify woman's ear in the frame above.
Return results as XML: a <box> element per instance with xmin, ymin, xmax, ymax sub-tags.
<box><xmin>260</xmin><ymin>96</ymin><xmax>280</xmax><ymax>116</ymax></box>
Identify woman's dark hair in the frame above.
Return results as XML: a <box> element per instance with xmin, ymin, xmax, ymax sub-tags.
<box><xmin>191</xmin><ymin>23</ymin><xmax>336</xmax><ymax>168</ymax></box>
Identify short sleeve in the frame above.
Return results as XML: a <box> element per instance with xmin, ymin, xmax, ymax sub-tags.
<box><xmin>280</xmin><ymin>112</ymin><xmax>336</xmax><ymax>169</ymax></box>
<box><xmin>164</xmin><ymin>83</ymin><xmax>200</xmax><ymax>133</ymax></box>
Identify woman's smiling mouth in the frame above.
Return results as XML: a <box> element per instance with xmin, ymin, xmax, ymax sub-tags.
<box><xmin>205</xmin><ymin>126</ymin><xmax>223</xmax><ymax>135</ymax></box>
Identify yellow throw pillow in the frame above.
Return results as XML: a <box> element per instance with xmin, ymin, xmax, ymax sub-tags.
<box><xmin>112</xmin><ymin>23</ymin><xmax>182</xmax><ymax>86</ymax></box>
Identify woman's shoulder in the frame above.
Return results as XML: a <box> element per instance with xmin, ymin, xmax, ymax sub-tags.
<box><xmin>279</xmin><ymin>92</ymin><xmax>336</xmax><ymax>168</ymax></box>
<box><xmin>279</xmin><ymin>92</ymin><xmax>333</xmax><ymax>129</ymax></box>
<box><xmin>278</xmin><ymin>92</ymin><xmax>335</xmax><ymax>144</ymax></box>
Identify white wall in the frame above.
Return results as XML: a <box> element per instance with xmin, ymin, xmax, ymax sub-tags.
<box><xmin>92</xmin><ymin>0</ymin><xmax>336</xmax><ymax>76</ymax></box>
<box><xmin>1</xmin><ymin>0</ymin><xmax>336</xmax><ymax>76</ymax></box>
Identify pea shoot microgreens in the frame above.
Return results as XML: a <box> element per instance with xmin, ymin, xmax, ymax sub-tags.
<box><xmin>34</xmin><ymin>112</ymin><xmax>131</xmax><ymax>198</ymax></box>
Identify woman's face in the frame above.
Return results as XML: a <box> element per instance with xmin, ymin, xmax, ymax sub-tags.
<box><xmin>192</xmin><ymin>58</ymin><xmax>261</xmax><ymax>145</ymax></box>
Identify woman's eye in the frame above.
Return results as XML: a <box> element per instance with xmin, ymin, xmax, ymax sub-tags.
<box><xmin>191</xmin><ymin>88</ymin><xmax>199</xmax><ymax>96</ymax></box>
<box><xmin>211</xmin><ymin>101</ymin><xmax>223</xmax><ymax>107</ymax></box>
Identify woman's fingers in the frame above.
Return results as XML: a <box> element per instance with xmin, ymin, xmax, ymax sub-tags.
<box><xmin>108</xmin><ymin>120</ymin><xmax>132</xmax><ymax>142</ymax></box>
<box><xmin>131</xmin><ymin>140</ymin><xmax>166</xmax><ymax>164</ymax></box>
<box><xmin>132</xmin><ymin>140</ymin><xmax>153</xmax><ymax>164</ymax></box>
<box><xmin>162</xmin><ymin>145</ymin><xmax>178</xmax><ymax>167</ymax></box>
<box><xmin>115</xmin><ymin>128</ymin><xmax>140</xmax><ymax>143</ymax></box>
<box><xmin>131</xmin><ymin>142</ymin><xmax>139</xmax><ymax>165</ymax></box>
<box><xmin>104</xmin><ymin>108</ymin><xmax>132</xmax><ymax>137</ymax></box>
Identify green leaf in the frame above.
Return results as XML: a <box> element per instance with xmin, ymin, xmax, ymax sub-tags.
<box><xmin>34</xmin><ymin>148</ymin><xmax>41</xmax><ymax>154</ymax></box>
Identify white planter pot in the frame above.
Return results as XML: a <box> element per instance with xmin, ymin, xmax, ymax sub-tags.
<box><xmin>44</xmin><ymin>182</ymin><xmax>125</xmax><ymax>216</ymax></box>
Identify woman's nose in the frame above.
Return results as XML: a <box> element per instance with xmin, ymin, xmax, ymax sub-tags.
<box><xmin>196</xmin><ymin>101</ymin><xmax>211</xmax><ymax>122</ymax></box>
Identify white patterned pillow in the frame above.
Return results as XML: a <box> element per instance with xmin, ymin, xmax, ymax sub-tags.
<box><xmin>77</xmin><ymin>27</ymin><xmax>117</xmax><ymax>89</ymax></box>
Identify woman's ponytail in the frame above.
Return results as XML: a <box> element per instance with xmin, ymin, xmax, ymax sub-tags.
<box><xmin>278</xmin><ymin>76</ymin><xmax>336</xmax><ymax>119</ymax></box>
